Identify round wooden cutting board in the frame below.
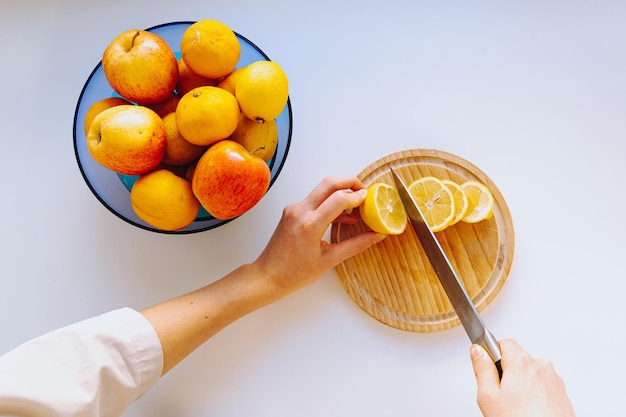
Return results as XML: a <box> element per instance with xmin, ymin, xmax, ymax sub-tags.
<box><xmin>330</xmin><ymin>149</ymin><xmax>515</xmax><ymax>333</ymax></box>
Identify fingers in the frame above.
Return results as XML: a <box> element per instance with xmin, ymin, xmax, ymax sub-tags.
<box><xmin>316</xmin><ymin>187</ymin><xmax>368</xmax><ymax>226</ymax></box>
<box><xmin>498</xmin><ymin>338</ymin><xmax>532</xmax><ymax>370</ymax></box>
<box><xmin>498</xmin><ymin>338</ymin><xmax>525</xmax><ymax>354</ymax></box>
<box><xmin>499</xmin><ymin>340</ymin><xmax>564</xmax><ymax>386</ymax></box>
<box><xmin>303</xmin><ymin>176</ymin><xmax>366</xmax><ymax>211</ymax></box>
<box><xmin>333</xmin><ymin>211</ymin><xmax>360</xmax><ymax>225</ymax></box>
<box><xmin>322</xmin><ymin>232</ymin><xmax>387</xmax><ymax>268</ymax></box>
<box><xmin>296</xmin><ymin>176</ymin><xmax>374</xmax><ymax>230</ymax></box>
<box><xmin>470</xmin><ymin>344</ymin><xmax>501</xmax><ymax>391</ymax></box>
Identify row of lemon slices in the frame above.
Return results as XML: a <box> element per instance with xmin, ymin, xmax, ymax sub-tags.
<box><xmin>360</xmin><ymin>176</ymin><xmax>494</xmax><ymax>235</ymax></box>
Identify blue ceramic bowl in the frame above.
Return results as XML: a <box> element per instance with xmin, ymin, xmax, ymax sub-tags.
<box><xmin>73</xmin><ymin>21</ymin><xmax>292</xmax><ymax>234</ymax></box>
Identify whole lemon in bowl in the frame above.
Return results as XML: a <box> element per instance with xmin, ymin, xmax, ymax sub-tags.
<box><xmin>236</xmin><ymin>61</ymin><xmax>289</xmax><ymax>123</ymax></box>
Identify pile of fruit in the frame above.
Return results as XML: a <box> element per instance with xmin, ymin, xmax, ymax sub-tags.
<box><xmin>360</xmin><ymin>176</ymin><xmax>494</xmax><ymax>235</ymax></box>
<box><xmin>83</xmin><ymin>19</ymin><xmax>289</xmax><ymax>231</ymax></box>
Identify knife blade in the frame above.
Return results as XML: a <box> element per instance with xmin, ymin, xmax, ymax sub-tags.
<box><xmin>390</xmin><ymin>168</ymin><xmax>503</xmax><ymax>378</ymax></box>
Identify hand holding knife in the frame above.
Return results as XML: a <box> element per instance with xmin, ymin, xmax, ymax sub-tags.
<box><xmin>390</xmin><ymin>168</ymin><xmax>503</xmax><ymax>379</ymax></box>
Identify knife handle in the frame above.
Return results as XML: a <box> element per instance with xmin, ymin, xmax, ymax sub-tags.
<box><xmin>477</xmin><ymin>330</ymin><xmax>503</xmax><ymax>380</ymax></box>
<box><xmin>494</xmin><ymin>359</ymin><xmax>503</xmax><ymax>380</ymax></box>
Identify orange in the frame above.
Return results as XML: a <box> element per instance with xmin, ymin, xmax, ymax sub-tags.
<box><xmin>83</xmin><ymin>96</ymin><xmax>131</xmax><ymax>136</ymax></box>
<box><xmin>184</xmin><ymin>160</ymin><xmax>198</xmax><ymax>182</ymax></box>
<box><xmin>130</xmin><ymin>169</ymin><xmax>200</xmax><ymax>231</ymax></box>
<box><xmin>162</xmin><ymin>112</ymin><xmax>206</xmax><ymax>166</ymax></box>
<box><xmin>236</xmin><ymin>61</ymin><xmax>289</xmax><ymax>123</ymax></box>
<box><xmin>180</xmin><ymin>19</ymin><xmax>241</xmax><ymax>79</ymax></box>
<box><xmin>176</xmin><ymin>58</ymin><xmax>219</xmax><ymax>97</ymax></box>
<box><xmin>157</xmin><ymin>162</ymin><xmax>188</xmax><ymax>179</ymax></box>
<box><xmin>146</xmin><ymin>92</ymin><xmax>180</xmax><ymax>118</ymax></box>
<box><xmin>216</xmin><ymin>67</ymin><xmax>246</xmax><ymax>95</ymax></box>
<box><xmin>175</xmin><ymin>86</ymin><xmax>240</xmax><ymax>146</ymax></box>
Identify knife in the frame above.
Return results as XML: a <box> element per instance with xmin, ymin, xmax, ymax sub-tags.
<box><xmin>390</xmin><ymin>168</ymin><xmax>503</xmax><ymax>379</ymax></box>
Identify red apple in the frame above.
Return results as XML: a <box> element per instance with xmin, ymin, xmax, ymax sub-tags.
<box><xmin>102</xmin><ymin>29</ymin><xmax>178</xmax><ymax>105</ymax></box>
<box><xmin>192</xmin><ymin>140</ymin><xmax>270</xmax><ymax>220</ymax></box>
<box><xmin>86</xmin><ymin>105</ymin><xmax>166</xmax><ymax>175</ymax></box>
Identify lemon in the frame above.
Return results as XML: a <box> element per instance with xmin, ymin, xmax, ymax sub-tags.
<box><xmin>461</xmin><ymin>181</ymin><xmax>494</xmax><ymax>223</ymax></box>
<box><xmin>408</xmin><ymin>177</ymin><xmax>455</xmax><ymax>232</ymax></box>
<box><xmin>229</xmin><ymin>113</ymin><xmax>278</xmax><ymax>162</ymax></box>
<box><xmin>130</xmin><ymin>169</ymin><xmax>200</xmax><ymax>231</ymax></box>
<box><xmin>235</xmin><ymin>61</ymin><xmax>289</xmax><ymax>123</ymax></box>
<box><xmin>176</xmin><ymin>58</ymin><xmax>219</xmax><ymax>97</ymax></box>
<box><xmin>360</xmin><ymin>183</ymin><xmax>407</xmax><ymax>235</ymax></box>
<box><xmin>162</xmin><ymin>112</ymin><xmax>206</xmax><ymax>166</ymax></box>
<box><xmin>442</xmin><ymin>179</ymin><xmax>469</xmax><ymax>226</ymax></box>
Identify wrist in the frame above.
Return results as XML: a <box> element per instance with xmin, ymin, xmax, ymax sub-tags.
<box><xmin>245</xmin><ymin>260</ymin><xmax>290</xmax><ymax>300</ymax></box>
<box><xmin>230</xmin><ymin>262</ymin><xmax>291</xmax><ymax>310</ymax></box>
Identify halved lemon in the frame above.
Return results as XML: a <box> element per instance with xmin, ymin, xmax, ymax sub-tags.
<box><xmin>442</xmin><ymin>179</ymin><xmax>469</xmax><ymax>226</ymax></box>
<box><xmin>461</xmin><ymin>180</ymin><xmax>494</xmax><ymax>223</ymax></box>
<box><xmin>360</xmin><ymin>183</ymin><xmax>407</xmax><ymax>235</ymax></box>
<box><xmin>408</xmin><ymin>176</ymin><xmax>455</xmax><ymax>232</ymax></box>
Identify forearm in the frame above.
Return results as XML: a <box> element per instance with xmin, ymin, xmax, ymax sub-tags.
<box><xmin>140</xmin><ymin>177</ymin><xmax>381</xmax><ymax>377</ymax></box>
<box><xmin>141</xmin><ymin>262</ymin><xmax>287</xmax><ymax>375</ymax></box>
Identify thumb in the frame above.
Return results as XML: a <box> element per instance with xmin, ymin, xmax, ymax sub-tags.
<box><xmin>470</xmin><ymin>344</ymin><xmax>500</xmax><ymax>390</ymax></box>
<box><xmin>323</xmin><ymin>232</ymin><xmax>386</xmax><ymax>267</ymax></box>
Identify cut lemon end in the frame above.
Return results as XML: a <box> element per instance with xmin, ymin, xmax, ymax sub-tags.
<box><xmin>460</xmin><ymin>181</ymin><xmax>494</xmax><ymax>223</ymax></box>
<box><xmin>442</xmin><ymin>179</ymin><xmax>469</xmax><ymax>226</ymax></box>
<box><xmin>408</xmin><ymin>177</ymin><xmax>455</xmax><ymax>232</ymax></box>
<box><xmin>360</xmin><ymin>183</ymin><xmax>407</xmax><ymax>235</ymax></box>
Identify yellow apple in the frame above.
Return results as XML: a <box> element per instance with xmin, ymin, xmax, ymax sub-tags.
<box><xmin>82</xmin><ymin>96</ymin><xmax>131</xmax><ymax>137</ymax></box>
<box><xmin>102</xmin><ymin>30</ymin><xmax>178</xmax><ymax>105</ymax></box>
<box><xmin>87</xmin><ymin>105</ymin><xmax>166</xmax><ymax>175</ymax></box>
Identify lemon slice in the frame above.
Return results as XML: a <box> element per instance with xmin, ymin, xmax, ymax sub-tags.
<box><xmin>408</xmin><ymin>177</ymin><xmax>455</xmax><ymax>232</ymax></box>
<box><xmin>442</xmin><ymin>179</ymin><xmax>469</xmax><ymax>226</ymax></box>
<box><xmin>461</xmin><ymin>181</ymin><xmax>494</xmax><ymax>223</ymax></box>
<box><xmin>360</xmin><ymin>183</ymin><xmax>407</xmax><ymax>235</ymax></box>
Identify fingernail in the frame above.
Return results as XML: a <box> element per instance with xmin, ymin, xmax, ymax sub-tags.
<box><xmin>470</xmin><ymin>344</ymin><xmax>484</xmax><ymax>360</ymax></box>
<box><xmin>373</xmin><ymin>233</ymin><xmax>387</xmax><ymax>243</ymax></box>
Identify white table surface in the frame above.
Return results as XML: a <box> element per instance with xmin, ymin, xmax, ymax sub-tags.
<box><xmin>1</xmin><ymin>1</ymin><xmax>625</xmax><ymax>416</ymax></box>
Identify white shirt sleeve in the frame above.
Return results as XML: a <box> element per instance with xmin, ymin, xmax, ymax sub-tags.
<box><xmin>0</xmin><ymin>307</ymin><xmax>164</xmax><ymax>417</ymax></box>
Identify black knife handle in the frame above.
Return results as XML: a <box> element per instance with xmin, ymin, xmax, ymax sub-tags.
<box><xmin>495</xmin><ymin>359</ymin><xmax>503</xmax><ymax>380</ymax></box>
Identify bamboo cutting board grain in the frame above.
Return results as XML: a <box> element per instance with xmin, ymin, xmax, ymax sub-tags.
<box><xmin>330</xmin><ymin>149</ymin><xmax>515</xmax><ymax>333</ymax></box>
